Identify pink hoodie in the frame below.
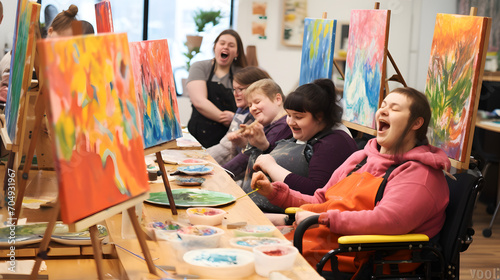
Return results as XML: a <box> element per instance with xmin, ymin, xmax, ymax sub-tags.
<box><xmin>268</xmin><ymin>138</ymin><xmax>451</xmax><ymax>238</ymax></box>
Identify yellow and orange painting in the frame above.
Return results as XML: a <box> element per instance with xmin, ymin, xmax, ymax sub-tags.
<box><xmin>37</xmin><ymin>33</ymin><xmax>148</xmax><ymax>224</ymax></box>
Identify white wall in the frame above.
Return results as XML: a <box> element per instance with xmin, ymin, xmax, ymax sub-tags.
<box><xmin>236</xmin><ymin>0</ymin><xmax>456</xmax><ymax>94</ymax></box>
<box><xmin>0</xmin><ymin>0</ymin><xmax>17</xmax><ymax>60</ymax></box>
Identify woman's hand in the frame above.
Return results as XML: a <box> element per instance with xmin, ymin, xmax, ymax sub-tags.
<box><xmin>295</xmin><ymin>210</ymin><xmax>321</xmax><ymax>226</ymax></box>
<box><xmin>242</xmin><ymin>122</ymin><xmax>269</xmax><ymax>151</ymax></box>
<box><xmin>220</xmin><ymin>111</ymin><xmax>235</xmax><ymax>127</ymax></box>
<box><xmin>251</xmin><ymin>171</ymin><xmax>273</xmax><ymax>197</ymax></box>
<box><xmin>253</xmin><ymin>154</ymin><xmax>277</xmax><ymax>173</ymax></box>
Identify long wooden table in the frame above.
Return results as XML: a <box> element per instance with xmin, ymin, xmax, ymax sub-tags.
<box><xmin>107</xmin><ymin>149</ymin><xmax>324</xmax><ymax>279</ymax></box>
<box><xmin>0</xmin><ymin>149</ymin><xmax>323</xmax><ymax>279</ymax></box>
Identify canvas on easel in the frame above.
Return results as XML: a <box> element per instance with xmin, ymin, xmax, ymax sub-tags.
<box><xmin>37</xmin><ymin>32</ymin><xmax>149</xmax><ymax>224</ymax></box>
<box><xmin>299</xmin><ymin>18</ymin><xmax>336</xmax><ymax>86</ymax></box>
<box><xmin>425</xmin><ymin>12</ymin><xmax>491</xmax><ymax>170</ymax></box>
<box><xmin>129</xmin><ymin>39</ymin><xmax>183</xmax><ymax>148</ymax></box>
<box><xmin>129</xmin><ymin>39</ymin><xmax>183</xmax><ymax>214</ymax></box>
<box><xmin>2</xmin><ymin>0</ymin><xmax>40</xmax><ymax>151</ymax></box>
<box><xmin>95</xmin><ymin>0</ymin><xmax>114</xmax><ymax>33</ymax></box>
<box><xmin>341</xmin><ymin>9</ymin><xmax>390</xmax><ymax>134</ymax></box>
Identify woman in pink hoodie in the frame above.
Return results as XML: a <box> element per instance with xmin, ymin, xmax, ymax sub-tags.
<box><xmin>251</xmin><ymin>87</ymin><xmax>451</xmax><ymax>273</ymax></box>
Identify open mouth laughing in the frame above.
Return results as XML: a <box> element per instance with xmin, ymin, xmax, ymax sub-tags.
<box><xmin>378</xmin><ymin>119</ymin><xmax>390</xmax><ymax>132</ymax></box>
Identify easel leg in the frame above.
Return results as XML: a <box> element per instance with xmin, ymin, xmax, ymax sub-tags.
<box><xmin>30</xmin><ymin>200</ymin><xmax>60</xmax><ymax>280</ymax></box>
<box><xmin>127</xmin><ymin>206</ymin><xmax>158</xmax><ymax>276</ymax></box>
<box><xmin>90</xmin><ymin>225</ymin><xmax>105</xmax><ymax>280</ymax></box>
<box><xmin>155</xmin><ymin>152</ymin><xmax>177</xmax><ymax>215</ymax></box>
<box><xmin>13</xmin><ymin>90</ymin><xmax>47</xmax><ymax>220</ymax></box>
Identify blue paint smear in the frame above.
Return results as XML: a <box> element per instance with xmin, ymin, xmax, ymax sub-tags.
<box><xmin>94</xmin><ymin>116</ymin><xmax>114</xmax><ymax>141</ymax></box>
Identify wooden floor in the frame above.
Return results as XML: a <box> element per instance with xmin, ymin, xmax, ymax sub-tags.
<box><xmin>460</xmin><ymin>202</ymin><xmax>500</xmax><ymax>280</ymax></box>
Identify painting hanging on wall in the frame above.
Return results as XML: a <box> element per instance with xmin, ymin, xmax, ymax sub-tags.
<box><xmin>342</xmin><ymin>9</ymin><xmax>390</xmax><ymax>130</ymax></box>
<box><xmin>129</xmin><ymin>39</ymin><xmax>183</xmax><ymax>149</ymax></box>
<box><xmin>5</xmin><ymin>0</ymin><xmax>40</xmax><ymax>143</ymax></box>
<box><xmin>425</xmin><ymin>13</ymin><xmax>490</xmax><ymax>163</ymax></box>
<box><xmin>282</xmin><ymin>0</ymin><xmax>307</xmax><ymax>46</ymax></box>
<box><xmin>37</xmin><ymin>33</ymin><xmax>149</xmax><ymax>224</ymax></box>
<box><xmin>299</xmin><ymin>18</ymin><xmax>336</xmax><ymax>85</ymax></box>
<box><xmin>251</xmin><ymin>1</ymin><xmax>268</xmax><ymax>40</ymax></box>
<box><xmin>95</xmin><ymin>0</ymin><xmax>114</xmax><ymax>33</ymax></box>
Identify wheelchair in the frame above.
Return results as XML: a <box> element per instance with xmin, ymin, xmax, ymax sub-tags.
<box><xmin>293</xmin><ymin>168</ymin><xmax>483</xmax><ymax>279</ymax></box>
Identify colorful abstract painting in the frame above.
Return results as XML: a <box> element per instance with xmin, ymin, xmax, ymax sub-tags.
<box><xmin>37</xmin><ymin>33</ymin><xmax>149</xmax><ymax>224</ymax></box>
<box><xmin>425</xmin><ymin>14</ymin><xmax>490</xmax><ymax>162</ymax></box>
<box><xmin>5</xmin><ymin>1</ymin><xmax>40</xmax><ymax>142</ymax></box>
<box><xmin>129</xmin><ymin>39</ymin><xmax>183</xmax><ymax>148</ymax></box>
<box><xmin>95</xmin><ymin>0</ymin><xmax>114</xmax><ymax>33</ymax></box>
<box><xmin>342</xmin><ymin>10</ymin><xmax>390</xmax><ymax>129</ymax></box>
<box><xmin>299</xmin><ymin>18</ymin><xmax>336</xmax><ymax>85</ymax></box>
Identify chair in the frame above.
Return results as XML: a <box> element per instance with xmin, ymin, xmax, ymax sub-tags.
<box><xmin>293</xmin><ymin>168</ymin><xmax>484</xmax><ymax>279</ymax></box>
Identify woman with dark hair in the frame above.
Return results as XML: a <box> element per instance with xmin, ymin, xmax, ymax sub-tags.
<box><xmin>251</xmin><ymin>87</ymin><xmax>450</xmax><ymax>273</ymax></box>
<box><xmin>187</xmin><ymin>29</ymin><xmax>248</xmax><ymax>148</ymax></box>
<box><xmin>207</xmin><ymin>66</ymin><xmax>271</xmax><ymax>165</ymax></box>
<box><xmin>240</xmin><ymin>79</ymin><xmax>357</xmax><ymax>213</ymax></box>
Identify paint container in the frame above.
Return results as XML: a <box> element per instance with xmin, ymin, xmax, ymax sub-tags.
<box><xmin>121</xmin><ymin>203</ymin><xmax>143</xmax><ymax>239</ymax></box>
<box><xmin>147</xmin><ymin>166</ymin><xmax>160</xmax><ymax>181</ymax></box>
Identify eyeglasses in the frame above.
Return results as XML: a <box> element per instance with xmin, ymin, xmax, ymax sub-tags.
<box><xmin>233</xmin><ymin>87</ymin><xmax>248</xmax><ymax>94</ymax></box>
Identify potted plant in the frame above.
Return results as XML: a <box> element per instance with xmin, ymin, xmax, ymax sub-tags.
<box><xmin>185</xmin><ymin>9</ymin><xmax>222</xmax><ymax>56</ymax></box>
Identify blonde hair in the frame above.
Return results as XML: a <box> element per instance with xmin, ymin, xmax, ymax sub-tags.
<box><xmin>50</xmin><ymin>4</ymin><xmax>78</xmax><ymax>32</ymax></box>
<box><xmin>245</xmin><ymin>79</ymin><xmax>284</xmax><ymax>102</ymax></box>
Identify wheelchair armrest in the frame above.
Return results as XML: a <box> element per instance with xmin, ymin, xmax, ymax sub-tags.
<box><xmin>285</xmin><ymin>207</ymin><xmax>301</xmax><ymax>214</ymax></box>
<box><xmin>293</xmin><ymin>214</ymin><xmax>320</xmax><ymax>254</ymax></box>
<box><xmin>338</xmin><ymin>234</ymin><xmax>430</xmax><ymax>245</ymax></box>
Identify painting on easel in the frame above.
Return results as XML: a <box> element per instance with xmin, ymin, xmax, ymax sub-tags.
<box><xmin>299</xmin><ymin>18</ymin><xmax>336</xmax><ymax>86</ymax></box>
<box><xmin>5</xmin><ymin>0</ymin><xmax>40</xmax><ymax>142</ymax></box>
<box><xmin>95</xmin><ymin>0</ymin><xmax>114</xmax><ymax>33</ymax></box>
<box><xmin>129</xmin><ymin>39</ymin><xmax>183</xmax><ymax>148</ymax></box>
<box><xmin>342</xmin><ymin>9</ymin><xmax>390</xmax><ymax>129</ymax></box>
<box><xmin>425</xmin><ymin>14</ymin><xmax>490</xmax><ymax>162</ymax></box>
<box><xmin>37</xmin><ymin>33</ymin><xmax>149</xmax><ymax>224</ymax></box>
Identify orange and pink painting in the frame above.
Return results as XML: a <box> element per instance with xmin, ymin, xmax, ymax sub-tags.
<box><xmin>425</xmin><ymin>14</ymin><xmax>490</xmax><ymax>162</ymax></box>
<box><xmin>95</xmin><ymin>0</ymin><xmax>114</xmax><ymax>33</ymax></box>
<box><xmin>37</xmin><ymin>33</ymin><xmax>148</xmax><ymax>224</ymax></box>
<box><xmin>129</xmin><ymin>39</ymin><xmax>183</xmax><ymax>148</ymax></box>
<box><xmin>341</xmin><ymin>9</ymin><xmax>390</xmax><ymax>130</ymax></box>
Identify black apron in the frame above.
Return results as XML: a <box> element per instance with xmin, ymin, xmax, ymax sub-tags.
<box><xmin>241</xmin><ymin>129</ymin><xmax>335</xmax><ymax>213</ymax></box>
<box><xmin>188</xmin><ymin>62</ymin><xmax>237</xmax><ymax>148</ymax></box>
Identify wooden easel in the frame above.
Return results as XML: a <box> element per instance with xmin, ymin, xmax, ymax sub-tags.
<box><xmin>29</xmin><ymin>193</ymin><xmax>158</xmax><ymax>280</ymax></box>
<box><xmin>440</xmin><ymin>7</ymin><xmax>490</xmax><ymax>172</ymax></box>
<box><xmin>144</xmin><ymin>143</ymin><xmax>178</xmax><ymax>215</ymax></box>
<box><xmin>342</xmin><ymin>2</ymin><xmax>407</xmax><ymax>137</ymax></box>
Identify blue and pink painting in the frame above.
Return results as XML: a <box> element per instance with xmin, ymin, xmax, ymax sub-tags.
<box><xmin>342</xmin><ymin>9</ymin><xmax>390</xmax><ymax>129</ymax></box>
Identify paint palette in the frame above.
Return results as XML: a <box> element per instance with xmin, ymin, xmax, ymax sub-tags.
<box><xmin>146</xmin><ymin>189</ymin><xmax>236</xmax><ymax>207</ymax></box>
<box><xmin>180</xmin><ymin>158</ymin><xmax>208</xmax><ymax>165</ymax></box>
<box><xmin>229</xmin><ymin>237</ymin><xmax>291</xmax><ymax>251</ymax></box>
<box><xmin>51</xmin><ymin>225</ymin><xmax>108</xmax><ymax>246</ymax></box>
<box><xmin>175</xmin><ymin>176</ymin><xmax>205</xmax><ymax>186</ymax></box>
<box><xmin>0</xmin><ymin>223</ymin><xmax>68</xmax><ymax>247</ymax></box>
<box><xmin>233</xmin><ymin>225</ymin><xmax>275</xmax><ymax>237</ymax></box>
<box><xmin>183</xmin><ymin>248</ymin><xmax>255</xmax><ymax>279</ymax></box>
<box><xmin>177</xmin><ymin>165</ymin><xmax>213</xmax><ymax>175</ymax></box>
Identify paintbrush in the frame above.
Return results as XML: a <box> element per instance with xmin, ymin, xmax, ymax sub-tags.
<box><xmin>235</xmin><ymin>186</ymin><xmax>260</xmax><ymax>200</ymax></box>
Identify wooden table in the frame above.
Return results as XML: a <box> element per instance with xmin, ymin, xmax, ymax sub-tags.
<box><xmin>107</xmin><ymin>149</ymin><xmax>324</xmax><ymax>279</ymax></box>
<box><xmin>0</xmin><ymin>150</ymin><xmax>323</xmax><ymax>279</ymax></box>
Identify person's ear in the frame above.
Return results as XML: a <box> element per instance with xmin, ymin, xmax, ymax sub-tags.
<box><xmin>47</xmin><ymin>26</ymin><xmax>54</xmax><ymax>37</ymax></box>
<box><xmin>274</xmin><ymin>93</ymin><xmax>283</xmax><ymax>105</ymax></box>
<box><xmin>411</xmin><ymin>117</ymin><xmax>424</xmax><ymax>131</ymax></box>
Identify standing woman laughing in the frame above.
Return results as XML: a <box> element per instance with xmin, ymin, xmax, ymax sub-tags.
<box><xmin>187</xmin><ymin>29</ymin><xmax>248</xmax><ymax>148</ymax></box>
